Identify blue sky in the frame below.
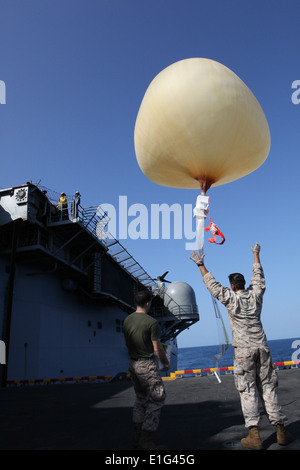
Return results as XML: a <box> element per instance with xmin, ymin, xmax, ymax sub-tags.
<box><xmin>1</xmin><ymin>0</ymin><xmax>299</xmax><ymax>349</ymax></box>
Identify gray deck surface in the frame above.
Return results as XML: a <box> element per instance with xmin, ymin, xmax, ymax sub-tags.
<box><xmin>0</xmin><ymin>368</ymin><xmax>299</xmax><ymax>454</ymax></box>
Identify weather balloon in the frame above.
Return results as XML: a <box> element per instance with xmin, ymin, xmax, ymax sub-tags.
<box><xmin>134</xmin><ymin>58</ymin><xmax>270</xmax><ymax>195</ymax></box>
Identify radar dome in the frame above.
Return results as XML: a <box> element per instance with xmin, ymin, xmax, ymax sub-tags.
<box><xmin>164</xmin><ymin>281</ymin><xmax>198</xmax><ymax>318</ymax></box>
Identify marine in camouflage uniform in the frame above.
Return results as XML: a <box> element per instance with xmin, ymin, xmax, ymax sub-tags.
<box><xmin>129</xmin><ymin>358</ymin><xmax>166</xmax><ymax>432</ymax></box>
<box><xmin>190</xmin><ymin>243</ymin><xmax>292</xmax><ymax>449</ymax></box>
<box><xmin>123</xmin><ymin>290</ymin><xmax>169</xmax><ymax>449</ymax></box>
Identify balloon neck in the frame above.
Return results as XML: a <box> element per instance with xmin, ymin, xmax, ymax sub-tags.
<box><xmin>196</xmin><ymin>177</ymin><xmax>213</xmax><ymax>195</ymax></box>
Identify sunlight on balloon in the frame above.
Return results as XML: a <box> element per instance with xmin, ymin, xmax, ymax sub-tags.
<box><xmin>134</xmin><ymin>58</ymin><xmax>270</xmax><ymax>194</ymax></box>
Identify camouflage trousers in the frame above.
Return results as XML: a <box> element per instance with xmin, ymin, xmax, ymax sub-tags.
<box><xmin>234</xmin><ymin>346</ymin><xmax>287</xmax><ymax>428</ymax></box>
<box><xmin>129</xmin><ymin>358</ymin><xmax>166</xmax><ymax>432</ymax></box>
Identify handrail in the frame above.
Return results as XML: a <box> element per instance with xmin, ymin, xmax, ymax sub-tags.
<box><xmin>47</xmin><ymin>199</ymin><xmax>156</xmax><ymax>289</ymax></box>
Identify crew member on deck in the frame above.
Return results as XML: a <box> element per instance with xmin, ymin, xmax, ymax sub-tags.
<box><xmin>190</xmin><ymin>243</ymin><xmax>293</xmax><ymax>450</ymax></box>
<box><xmin>71</xmin><ymin>191</ymin><xmax>81</xmax><ymax>220</ymax></box>
<box><xmin>58</xmin><ymin>192</ymin><xmax>68</xmax><ymax>220</ymax></box>
<box><xmin>123</xmin><ymin>290</ymin><xmax>169</xmax><ymax>450</ymax></box>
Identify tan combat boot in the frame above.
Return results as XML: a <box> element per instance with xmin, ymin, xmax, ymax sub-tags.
<box><xmin>276</xmin><ymin>424</ymin><xmax>293</xmax><ymax>446</ymax></box>
<box><xmin>241</xmin><ymin>426</ymin><xmax>263</xmax><ymax>450</ymax></box>
<box><xmin>137</xmin><ymin>430</ymin><xmax>167</xmax><ymax>450</ymax></box>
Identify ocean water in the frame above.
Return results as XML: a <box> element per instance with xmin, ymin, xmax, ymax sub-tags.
<box><xmin>177</xmin><ymin>337</ymin><xmax>300</xmax><ymax>371</ymax></box>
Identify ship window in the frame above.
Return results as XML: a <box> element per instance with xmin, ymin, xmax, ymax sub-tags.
<box><xmin>97</xmin><ymin>321</ymin><xmax>102</xmax><ymax>329</ymax></box>
<box><xmin>115</xmin><ymin>319</ymin><xmax>124</xmax><ymax>333</ymax></box>
<box><xmin>87</xmin><ymin>320</ymin><xmax>92</xmax><ymax>327</ymax></box>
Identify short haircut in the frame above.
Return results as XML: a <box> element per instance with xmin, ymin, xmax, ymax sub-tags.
<box><xmin>135</xmin><ymin>290</ymin><xmax>152</xmax><ymax>308</ymax></box>
<box><xmin>228</xmin><ymin>273</ymin><xmax>245</xmax><ymax>290</ymax></box>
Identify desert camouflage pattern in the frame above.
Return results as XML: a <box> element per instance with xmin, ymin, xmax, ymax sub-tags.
<box><xmin>203</xmin><ymin>262</ymin><xmax>286</xmax><ymax>428</ymax></box>
<box><xmin>129</xmin><ymin>358</ymin><xmax>166</xmax><ymax>432</ymax></box>
<box><xmin>203</xmin><ymin>263</ymin><xmax>267</xmax><ymax>347</ymax></box>
<box><xmin>234</xmin><ymin>346</ymin><xmax>286</xmax><ymax>427</ymax></box>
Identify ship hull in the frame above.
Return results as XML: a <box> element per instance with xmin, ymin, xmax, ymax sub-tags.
<box><xmin>0</xmin><ymin>258</ymin><xmax>177</xmax><ymax>382</ymax></box>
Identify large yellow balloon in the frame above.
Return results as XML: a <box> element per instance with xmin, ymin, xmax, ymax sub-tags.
<box><xmin>134</xmin><ymin>58</ymin><xmax>270</xmax><ymax>193</ymax></box>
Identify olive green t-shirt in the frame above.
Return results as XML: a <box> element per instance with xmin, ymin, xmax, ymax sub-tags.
<box><xmin>123</xmin><ymin>311</ymin><xmax>161</xmax><ymax>359</ymax></box>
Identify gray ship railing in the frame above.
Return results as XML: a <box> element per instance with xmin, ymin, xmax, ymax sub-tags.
<box><xmin>41</xmin><ymin>186</ymin><xmax>198</xmax><ymax>325</ymax></box>
<box><xmin>152</xmin><ymin>304</ymin><xmax>199</xmax><ymax>319</ymax></box>
<box><xmin>47</xmin><ymin>199</ymin><xmax>156</xmax><ymax>289</ymax></box>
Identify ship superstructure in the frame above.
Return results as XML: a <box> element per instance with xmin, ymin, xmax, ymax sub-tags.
<box><xmin>0</xmin><ymin>183</ymin><xmax>199</xmax><ymax>385</ymax></box>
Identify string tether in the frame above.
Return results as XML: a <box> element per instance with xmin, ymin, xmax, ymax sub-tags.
<box><xmin>193</xmin><ymin>194</ymin><xmax>228</xmax><ymax>382</ymax></box>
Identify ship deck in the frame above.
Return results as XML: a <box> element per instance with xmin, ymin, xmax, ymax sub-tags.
<box><xmin>1</xmin><ymin>368</ymin><xmax>299</xmax><ymax>454</ymax></box>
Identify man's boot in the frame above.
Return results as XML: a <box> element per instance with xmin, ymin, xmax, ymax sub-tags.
<box><xmin>241</xmin><ymin>426</ymin><xmax>263</xmax><ymax>450</ymax></box>
<box><xmin>276</xmin><ymin>424</ymin><xmax>293</xmax><ymax>446</ymax></box>
<box><xmin>138</xmin><ymin>430</ymin><xmax>167</xmax><ymax>450</ymax></box>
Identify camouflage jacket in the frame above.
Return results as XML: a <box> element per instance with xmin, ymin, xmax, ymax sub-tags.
<box><xmin>203</xmin><ymin>263</ymin><xmax>267</xmax><ymax>348</ymax></box>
